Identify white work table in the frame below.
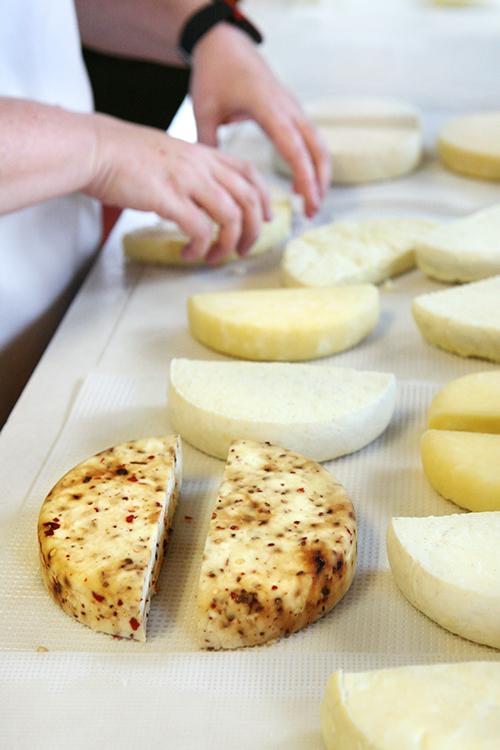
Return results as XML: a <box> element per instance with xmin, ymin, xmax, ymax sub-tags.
<box><xmin>2</xmin><ymin>3</ymin><xmax>500</xmax><ymax>747</ymax></box>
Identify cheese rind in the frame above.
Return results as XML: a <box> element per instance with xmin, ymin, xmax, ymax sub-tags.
<box><xmin>197</xmin><ymin>440</ymin><xmax>357</xmax><ymax>649</ymax></box>
<box><xmin>421</xmin><ymin>430</ymin><xmax>500</xmax><ymax>511</ymax></box>
<box><xmin>123</xmin><ymin>198</ymin><xmax>291</xmax><ymax>266</ymax></box>
<box><xmin>168</xmin><ymin>359</ymin><xmax>395</xmax><ymax>461</ymax></box>
<box><xmin>188</xmin><ymin>286</ymin><xmax>379</xmax><ymax>361</ymax></box>
<box><xmin>38</xmin><ymin>436</ymin><xmax>182</xmax><ymax>641</ymax></box>
<box><xmin>283</xmin><ymin>217</ymin><xmax>436</xmax><ymax>287</ymax></box>
<box><xmin>438</xmin><ymin>112</ymin><xmax>500</xmax><ymax>181</ymax></box>
<box><xmin>412</xmin><ymin>276</ymin><xmax>500</xmax><ymax>363</ymax></box>
<box><xmin>387</xmin><ymin>513</ymin><xmax>500</xmax><ymax>649</ymax></box>
<box><xmin>321</xmin><ymin>662</ymin><xmax>500</xmax><ymax>750</ymax></box>
<box><xmin>428</xmin><ymin>371</ymin><xmax>500</xmax><ymax>432</ymax></box>
<box><xmin>416</xmin><ymin>204</ymin><xmax>500</xmax><ymax>282</ymax></box>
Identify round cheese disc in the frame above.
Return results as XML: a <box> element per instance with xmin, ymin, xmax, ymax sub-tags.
<box><xmin>438</xmin><ymin>112</ymin><xmax>500</xmax><ymax>181</ymax></box>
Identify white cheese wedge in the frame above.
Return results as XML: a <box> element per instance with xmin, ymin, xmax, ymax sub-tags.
<box><xmin>412</xmin><ymin>276</ymin><xmax>500</xmax><ymax>363</ymax></box>
<box><xmin>197</xmin><ymin>440</ymin><xmax>357</xmax><ymax>649</ymax></box>
<box><xmin>321</xmin><ymin>662</ymin><xmax>500</xmax><ymax>750</ymax></box>
<box><xmin>38</xmin><ymin>437</ymin><xmax>182</xmax><ymax>641</ymax></box>
<box><xmin>428</xmin><ymin>371</ymin><xmax>500</xmax><ymax>433</ymax></box>
<box><xmin>168</xmin><ymin>359</ymin><xmax>395</xmax><ymax>461</ymax></box>
<box><xmin>421</xmin><ymin>430</ymin><xmax>500</xmax><ymax>511</ymax></box>
<box><xmin>416</xmin><ymin>204</ymin><xmax>500</xmax><ymax>282</ymax></box>
<box><xmin>187</xmin><ymin>286</ymin><xmax>379</xmax><ymax>361</ymax></box>
<box><xmin>283</xmin><ymin>217</ymin><xmax>436</xmax><ymax>287</ymax></box>
<box><xmin>387</xmin><ymin>513</ymin><xmax>500</xmax><ymax>648</ymax></box>
<box><xmin>274</xmin><ymin>97</ymin><xmax>422</xmax><ymax>184</ymax></box>
<box><xmin>439</xmin><ymin>112</ymin><xmax>500</xmax><ymax>180</ymax></box>
<box><xmin>123</xmin><ymin>198</ymin><xmax>291</xmax><ymax>266</ymax></box>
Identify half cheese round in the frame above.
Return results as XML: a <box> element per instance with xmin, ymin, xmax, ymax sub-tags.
<box><xmin>283</xmin><ymin>217</ymin><xmax>436</xmax><ymax>287</ymax></box>
<box><xmin>168</xmin><ymin>359</ymin><xmax>395</xmax><ymax>461</ymax></box>
<box><xmin>412</xmin><ymin>275</ymin><xmax>500</xmax><ymax>363</ymax></box>
<box><xmin>123</xmin><ymin>198</ymin><xmax>291</xmax><ymax>266</ymax></box>
<box><xmin>438</xmin><ymin>112</ymin><xmax>500</xmax><ymax>181</ymax></box>
<box><xmin>38</xmin><ymin>436</ymin><xmax>182</xmax><ymax>641</ymax></box>
<box><xmin>197</xmin><ymin>440</ymin><xmax>357</xmax><ymax>649</ymax></box>
<box><xmin>387</xmin><ymin>513</ymin><xmax>500</xmax><ymax>649</ymax></box>
<box><xmin>188</xmin><ymin>286</ymin><xmax>379</xmax><ymax>361</ymax></box>
<box><xmin>322</xmin><ymin>662</ymin><xmax>500</xmax><ymax>750</ymax></box>
<box><xmin>428</xmin><ymin>371</ymin><xmax>500</xmax><ymax>433</ymax></box>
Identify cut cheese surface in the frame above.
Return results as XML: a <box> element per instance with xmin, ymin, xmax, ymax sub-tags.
<box><xmin>168</xmin><ymin>359</ymin><xmax>395</xmax><ymax>461</ymax></box>
<box><xmin>274</xmin><ymin>97</ymin><xmax>422</xmax><ymax>184</ymax></box>
<box><xmin>416</xmin><ymin>204</ymin><xmax>500</xmax><ymax>282</ymax></box>
<box><xmin>439</xmin><ymin>112</ymin><xmax>500</xmax><ymax>180</ymax></box>
<box><xmin>123</xmin><ymin>198</ymin><xmax>291</xmax><ymax>266</ymax></box>
<box><xmin>421</xmin><ymin>430</ymin><xmax>500</xmax><ymax>511</ymax></box>
<box><xmin>197</xmin><ymin>440</ymin><xmax>357</xmax><ymax>649</ymax></box>
<box><xmin>321</xmin><ymin>662</ymin><xmax>500</xmax><ymax>750</ymax></box>
<box><xmin>412</xmin><ymin>275</ymin><xmax>500</xmax><ymax>363</ymax></box>
<box><xmin>387</xmin><ymin>513</ymin><xmax>500</xmax><ymax>649</ymax></box>
<box><xmin>283</xmin><ymin>217</ymin><xmax>436</xmax><ymax>287</ymax></box>
<box><xmin>188</xmin><ymin>286</ymin><xmax>379</xmax><ymax>361</ymax></box>
<box><xmin>38</xmin><ymin>437</ymin><xmax>182</xmax><ymax>641</ymax></box>
<box><xmin>428</xmin><ymin>370</ymin><xmax>500</xmax><ymax>432</ymax></box>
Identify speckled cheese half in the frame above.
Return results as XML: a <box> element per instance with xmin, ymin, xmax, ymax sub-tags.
<box><xmin>187</xmin><ymin>286</ymin><xmax>379</xmax><ymax>361</ymax></box>
<box><xmin>421</xmin><ymin>430</ymin><xmax>500</xmax><ymax>511</ymax></box>
<box><xmin>168</xmin><ymin>359</ymin><xmax>395</xmax><ymax>461</ymax></box>
<box><xmin>387</xmin><ymin>513</ymin><xmax>500</xmax><ymax>649</ymax></box>
<box><xmin>122</xmin><ymin>198</ymin><xmax>292</xmax><ymax>266</ymax></box>
<box><xmin>283</xmin><ymin>217</ymin><xmax>436</xmax><ymax>287</ymax></box>
<box><xmin>38</xmin><ymin>436</ymin><xmax>182</xmax><ymax>642</ymax></box>
<box><xmin>197</xmin><ymin>440</ymin><xmax>357</xmax><ymax>649</ymax></box>
<box><xmin>321</xmin><ymin>662</ymin><xmax>500</xmax><ymax>750</ymax></box>
<box><xmin>412</xmin><ymin>276</ymin><xmax>500</xmax><ymax>363</ymax></box>
<box><xmin>416</xmin><ymin>204</ymin><xmax>500</xmax><ymax>282</ymax></box>
<box><xmin>428</xmin><ymin>371</ymin><xmax>500</xmax><ymax>433</ymax></box>
<box><xmin>438</xmin><ymin>112</ymin><xmax>500</xmax><ymax>180</ymax></box>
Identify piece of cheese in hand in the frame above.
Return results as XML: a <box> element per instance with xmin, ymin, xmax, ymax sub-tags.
<box><xmin>123</xmin><ymin>198</ymin><xmax>292</xmax><ymax>266</ymax></box>
<box><xmin>416</xmin><ymin>204</ymin><xmax>500</xmax><ymax>283</ymax></box>
<box><xmin>387</xmin><ymin>513</ymin><xmax>500</xmax><ymax>649</ymax></box>
<box><xmin>438</xmin><ymin>112</ymin><xmax>500</xmax><ymax>181</ymax></box>
<box><xmin>428</xmin><ymin>371</ymin><xmax>500</xmax><ymax>432</ymax></box>
<box><xmin>421</xmin><ymin>430</ymin><xmax>500</xmax><ymax>511</ymax></box>
<box><xmin>283</xmin><ymin>217</ymin><xmax>436</xmax><ymax>287</ymax></box>
<box><xmin>197</xmin><ymin>440</ymin><xmax>357</xmax><ymax>649</ymax></box>
<box><xmin>168</xmin><ymin>359</ymin><xmax>395</xmax><ymax>461</ymax></box>
<box><xmin>321</xmin><ymin>662</ymin><xmax>500</xmax><ymax>750</ymax></box>
<box><xmin>412</xmin><ymin>275</ymin><xmax>500</xmax><ymax>363</ymax></box>
<box><xmin>188</xmin><ymin>286</ymin><xmax>379</xmax><ymax>361</ymax></box>
<box><xmin>38</xmin><ymin>437</ymin><xmax>182</xmax><ymax>641</ymax></box>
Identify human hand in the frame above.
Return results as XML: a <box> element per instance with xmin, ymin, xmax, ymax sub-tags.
<box><xmin>190</xmin><ymin>24</ymin><xmax>330</xmax><ymax>218</ymax></box>
<box><xmin>86</xmin><ymin>112</ymin><xmax>271</xmax><ymax>263</ymax></box>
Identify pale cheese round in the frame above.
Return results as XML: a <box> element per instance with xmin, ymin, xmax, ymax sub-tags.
<box><xmin>438</xmin><ymin>112</ymin><xmax>500</xmax><ymax>181</ymax></box>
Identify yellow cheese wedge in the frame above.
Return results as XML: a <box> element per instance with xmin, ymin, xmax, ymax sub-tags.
<box><xmin>428</xmin><ymin>371</ymin><xmax>500</xmax><ymax>433</ymax></box>
<box><xmin>321</xmin><ymin>662</ymin><xmax>500</xmax><ymax>750</ymax></box>
<box><xmin>421</xmin><ymin>430</ymin><xmax>500</xmax><ymax>511</ymax></box>
<box><xmin>187</xmin><ymin>286</ymin><xmax>379</xmax><ymax>361</ymax></box>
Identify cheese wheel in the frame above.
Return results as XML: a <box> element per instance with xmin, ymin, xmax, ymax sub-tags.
<box><xmin>428</xmin><ymin>371</ymin><xmax>500</xmax><ymax>433</ymax></box>
<box><xmin>283</xmin><ymin>217</ymin><xmax>436</xmax><ymax>287</ymax></box>
<box><xmin>416</xmin><ymin>204</ymin><xmax>500</xmax><ymax>283</ymax></box>
<box><xmin>197</xmin><ymin>440</ymin><xmax>357</xmax><ymax>649</ymax></box>
<box><xmin>387</xmin><ymin>513</ymin><xmax>500</xmax><ymax>648</ymax></box>
<box><xmin>38</xmin><ymin>437</ymin><xmax>182</xmax><ymax>641</ymax></box>
<box><xmin>438</xmin><ymin>112</ymin><xmax>500</xmax><ymax>181</ymax></box>
<box><xmin>168</xmin><ymin>359</ymin><xmax>395</xmax><ymax>461</ymax></box>
<box><xmin>123</xmin><ymin>198</ymin><xmax>291</xmax><ymax>266</ymax></box>
<box><xmin>188</xmin><ymin>286</ymin><xmax>379</xmax><ymax>361</ymax></box>
<box><xmin>412</xmin><ymin>276</ymin><xmax>500</xmax><ymax>363</ymax></box>
<box><xmin>321</xmin><ymin>662</ymin><xmax>500</xmax><ymax>750</ymax></box>
<box><xmin>274</xmin><ymin>97</ymin><xmax>422</xmax><ymax>184</ymax></box>
<box><xmin>421</xmin><ymin>430</ymin><xmax>500</xmax><ymax>511</ymax></box>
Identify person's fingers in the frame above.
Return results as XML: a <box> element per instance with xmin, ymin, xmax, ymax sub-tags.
<box><xmin>214</xmin><ymin>166</ymin><xmax>264</xmax><ymax>255</ymax></box>
<box><xmin>296</xmin><ymin>117</ymin><xmax>331</xmax><ymax>198</ymax></box>
<box><xmin>195</xmin><ymin>109</ymin><xmax>219</xmax><ymax>147</ymax></box>
<box><xmin>157</xmin><ymin>193</ymin><xmax>214</xmax><ymax>261</ymax></box>
<box><xmin>216</xmin><ymin>152</ymin><xmax>272</xmax><ymax>222</ymax></box>
<box><xmin>192</xmin><ymin>180</ymin><xmax>243</xmax><ymax>262</ymax></box>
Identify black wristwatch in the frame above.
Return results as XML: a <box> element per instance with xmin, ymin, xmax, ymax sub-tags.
<box><xmin>179</xmin><ymin>0</ymin><xmax>263</xmax><ymax>64</ymax></box>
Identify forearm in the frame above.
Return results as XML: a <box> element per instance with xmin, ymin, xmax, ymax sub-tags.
<box><xmin>75</xmin><ymin>0</ymin><xmax>207</xmax><ymax>67</ymax></box>
<box><xmin>0</xmin><ymin>98</ymin><xmax>98</xmax><ymax>215</ymax></box>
